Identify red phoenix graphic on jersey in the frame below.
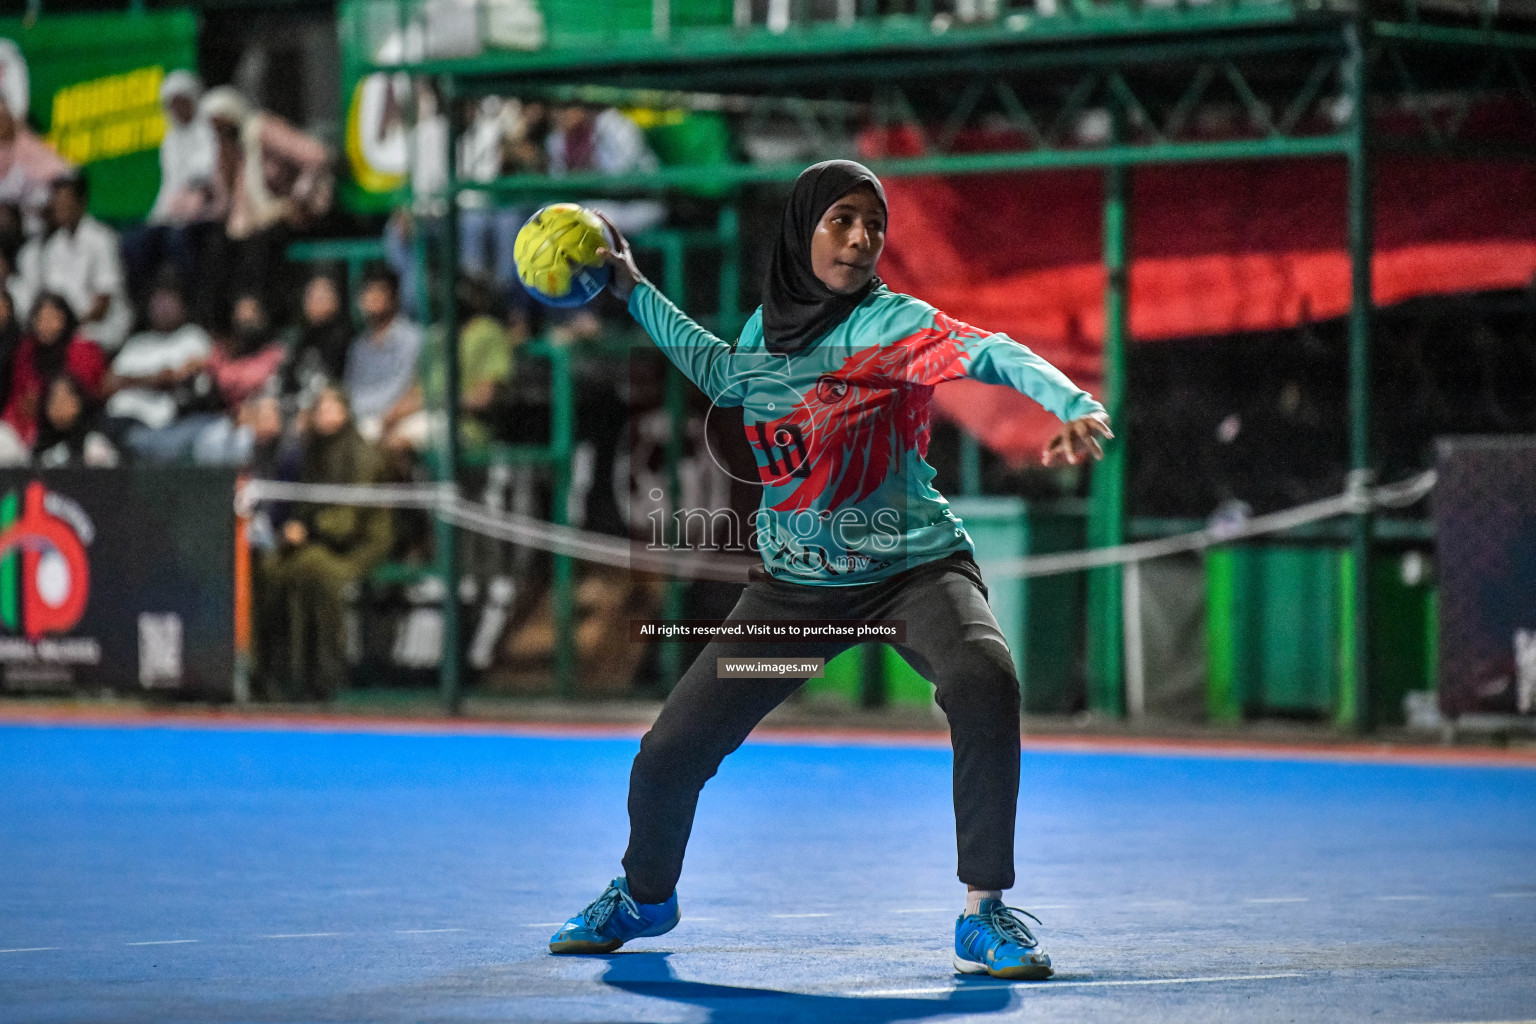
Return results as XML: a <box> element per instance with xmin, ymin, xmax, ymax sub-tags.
<box><xmin>750</xmin><ymin>313</ymin><xmax>987</xmax><ymax>512</ymax></box>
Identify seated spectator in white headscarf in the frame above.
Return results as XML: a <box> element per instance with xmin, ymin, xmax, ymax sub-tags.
<box><xmin>0</xmin><ymin>43</ymin><xmax>71</xmax><ymax>236</ymax></box>
<box><xmin>152</xmin><ymin>72</ymin><xmax>218</xmax><ymax>227</ymax></box>
<box><xmin>123</xmin><ymin>70</ymin><xmax>216</xmax><ymax>308</ymax></box>
<box><xmin>14</xmin><ymin>174</ymin><xmax>133</xmax><ymax>350</ymax></box>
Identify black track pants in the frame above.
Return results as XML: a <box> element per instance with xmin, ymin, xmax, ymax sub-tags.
<box><xmin>621</xmin><ymin>550</ymin><xmax>1021</xmax><ymax>903</ymax></box>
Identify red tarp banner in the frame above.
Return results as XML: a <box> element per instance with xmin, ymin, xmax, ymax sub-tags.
<box><xmin>876</xmin><ymin>156</ymin><xmax>1536</xmax><ymax>467</ymax></box>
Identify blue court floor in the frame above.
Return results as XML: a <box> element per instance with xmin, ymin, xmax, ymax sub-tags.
<box><xmin>1</xmin><ymin>719</ymin><xmax>1533</xmax><ymax>1024</ymax></box>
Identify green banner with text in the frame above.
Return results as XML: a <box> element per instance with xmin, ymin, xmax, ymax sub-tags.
<box><xmin>1</xmin><ymin>10</ymin><xmax>199</xmax><ymax>222</ymax></box>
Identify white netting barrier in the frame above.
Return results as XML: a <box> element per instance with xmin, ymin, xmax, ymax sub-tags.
<box><xmin>238</xmin><ymin>469</ymin><xmax>1435</xmax><ymax>583</ymax></box>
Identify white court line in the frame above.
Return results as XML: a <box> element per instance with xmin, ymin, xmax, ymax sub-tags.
<box><xmin>1377</xmin><ymin>896</ymin><xmax>1432</xmax><ymax>901</ymax></box>
<box><xmin>126</xmin><ymin>940</ymin><xmax>198</xmax><ymax>946</ymax></box>
<box><xmin>0</xmin><ymin>947</ymin><xmax>59</xmax><ymax>954</ymax></box>
<box><xmin>688</xmin><ymin>917</ymin><xmax>718</xmax><ymax>922</ymax></box>
<box><xmin>259</xmin><ymin>932</ymin><xmax>346</xmax><ymax>939</ymax></box>
<box><xmin>395</xmin><ymin>929</ymin><xmax>465</xmax><ymax>934</ymax></box>
<box><xmin>851</xmin><ymin>972</ymin><xmax>1305</xmax><ymax>997</ymax></box>
<box><xmin>1493</xmin><ymin>892</ymin><xmax>1536</xmax><ymax>898</ymax></box>
<box><xmin>1244</xmin><ymin>897</ymin><xmax>1310</xmax><ymax>904</ymax></box>
<box><xmin>524</xmin><ymin>922</ymin><xmax>565</xmax><ymax>928</ymax></box>
<box><xmin>771</xmin><ymin>913</ymin><xmax>831</xmax><ymax>919</ymax></box>
<box><xmin>893</xmin><ymin>908</ymin><xmax>951</xmax><ymax>914</ymax></box>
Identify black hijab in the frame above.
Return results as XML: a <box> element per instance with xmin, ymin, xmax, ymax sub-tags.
<box><xmin>762</xmin><ymin>159</ymin><xmax>887</xmax><ymax>356</ymax></box>
<box><xmin>285</xmin><ymin>276</ymin><xmax>353</xmax><ymax>395</ymax></box>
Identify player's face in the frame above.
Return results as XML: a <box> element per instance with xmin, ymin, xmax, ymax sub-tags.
<box><xmin>811</xmin><ymin>185</ymin><xmax>885</xmax><ymax>295</ymax></box>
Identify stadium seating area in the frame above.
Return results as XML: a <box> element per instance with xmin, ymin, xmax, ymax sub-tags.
<box><xmin>4</xmin><ymin>0</ymin><xmax>1534</xmax><ymax>717</ymax></box>
<box><xmin>0</xmin><ymin>53</ymin><xmax>705</xmax><ymax>698</ymax></box>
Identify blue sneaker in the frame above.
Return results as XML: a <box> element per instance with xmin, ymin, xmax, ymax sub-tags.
<box><xmin>548</xmin><ymin>877</ymin><xmax>680</xmax><ymax>954</ymax></box>
<box><xmin>954</xmin><ymin>899</ymin><xmax>1054</xmax><ymax>979</ymax></box>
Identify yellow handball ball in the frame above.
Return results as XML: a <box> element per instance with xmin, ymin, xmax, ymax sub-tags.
<box><xmin>513</xmin><ymin>203</ymin><xmax>614</xmax><ymax>308</ymax></box>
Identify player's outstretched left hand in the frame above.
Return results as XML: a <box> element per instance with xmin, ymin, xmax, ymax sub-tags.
<box><xmin>1042</xmin><ymin>412</ymin><xmax>1113</xmax><ymax>467</ymax></box>
<box><xmin>593</xmin><ymin>211</ymin><xmax>646</xmax><ymax>302</ymax></box>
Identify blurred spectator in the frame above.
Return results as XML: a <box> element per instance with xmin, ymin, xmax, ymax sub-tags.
<box><xmin>0</xmin><ymin>204</ymin><xmax>21</xmax><ymax>318</ymax></box>
<box><xmin>382</xmin><ymin>210</ymin><xmax>427</xmax><ymax>324</ymax></box>
<box><xmin>546</xmin><ymin>103</ymin><xmax>665</xmax><ymax>238</ymax></box>
<box><xmin>423</xmin><ymin>273</ymin><xmax>515</xmax><ymax>449</ymax></box>
<box><xmin>198</xmin><ymin>292</ymin><xmax>288</xmax><ymax>464</ymax></box>
<box><xmin>383</xmin><ymin>82</ymin><xmax>447</xmax><ymax>322</ymax></box>
<box><xmin>0</xmin><ymin>287</ymin><xmax>18</xmax><ymax>411</ymax></box>
<box><xmin>458</xmin><ymin>96</ymin><xmax>545</xmax><ymax>323</ymax></box>
<box><xmin>0</xmin><ymin>264</ymin><xmax>16</xmax><ymax>337</ymax></box>
<box><xmin>545</xmin><ymin>103</ymin><xmax>665</xmax><ymax>340</ymax></box>
<box><xmin>0</xmin><ymin>59</ymin><xmax>71</xmax><ymax>235</ymax></box>
<box><xmin>123</xmin><ymin>71</ymin><xmax>217</xmax><ymax>310</ymax></box>
<box><xmin>242</xmin><ymin>393</ymin><xmax>300</xmax><ymax>554</ymax></box>
<box><xmin>199</xmin><ymin>87</ymin><xmax>332</xmax><ymax>327</ymax></box>
<box><xmin>105</xmin><ymin>281</ymin><xmax>218</xmax><ymax>463</ymax></box>
<box><xmin>378</xmin><ymin>272</ymin><xmax>515</xmax><ymax>458</ymax></box>
<box><xmin>0</xmin><ymin>288</ymin><xmax>23</xmax><ymax>465</ymax></box>
<box><xmin>14</xmin><ymin>175</ymin><xmax>133</xmax><ymax>350</ymax></box>
<box><xmin>4</xmin><ymin>292</ymin><xmax>107</xmax><ymax>448</ymax></box>
<box><xmin>247</xmin><ymin>393</ymin><xmax>297</xmax><ymax>480</ymax></box>
<box><xmin>0</xmin><ymin>202</ymin><xmax>22</xmax><ymax>267</ymax></box>
<box><xmin>385</xmin><ymin>90</ymin><xmax>546</xmax><ymax>323</ymax></box>
<box><xmin>279</xmin><ymin>269</ymin><xmax>351</xmax><ymax>404</ymax></box>
<box><xmin>34</xmin><ymin>373</ymin><xmax>119</xmax><ymax>469</ymax></box>
<box><xmin>256</xmin><ymin>383</ymin><xmax>392</xmax><ymax>701</ymax></box>
<box><xmin>344</xmin><ymin>264</ymin><xmax>423</xmax><ymax>445</ymax></box>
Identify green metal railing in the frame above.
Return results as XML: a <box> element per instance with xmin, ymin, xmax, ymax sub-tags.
<box><xmin>291</xmin><ymin>216</ymin><xmax>741</xmax><ymax>703</ymax></box>
<box><xmin>344</xmin><ymin>0</ymin><xmax>1536</xmax><ymax>80</ymax></box>
<box><xmin>340</xmin><ymin>0</ymin><xmax>1536</xmax><ymax>731</ymax></box>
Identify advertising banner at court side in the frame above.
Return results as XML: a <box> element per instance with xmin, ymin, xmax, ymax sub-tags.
<box><xmin>0</xmin><ymin>468</ymin><xmax>235</xmax><ymax>697</ymax></box>
<box><xmin>1434</xmin><ymin>436</ymin><xmax>1536</xmax><ymax>718</ymax></box>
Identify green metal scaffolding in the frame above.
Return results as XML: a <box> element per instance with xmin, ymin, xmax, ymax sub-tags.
<box><xmin>343</xmin><ymin>0</ymin><xmax>1536</xmax><ymax>728</ymax></box>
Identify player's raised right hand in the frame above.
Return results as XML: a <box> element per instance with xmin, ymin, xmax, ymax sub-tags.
<box><xmin>593</xmin><ymin>211</ymin><xmax>646</xmax><ymax>302</ymax></box>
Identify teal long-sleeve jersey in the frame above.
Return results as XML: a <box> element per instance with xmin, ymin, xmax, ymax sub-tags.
<box><xmin>628</xmin><ymin>279</ymin><xmax>1105</xmax><ymax>586</ymax></box>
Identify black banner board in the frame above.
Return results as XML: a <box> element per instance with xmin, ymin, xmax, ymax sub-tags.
<box><xmin>0</xmin><ymin>468</ymin><xmax>236</xmax><ymax>697</ymax></box>
<box><xmin>1434</xmin><ymin>436</ymin><xmax>1536</xmax><ymax>718</ymax></box>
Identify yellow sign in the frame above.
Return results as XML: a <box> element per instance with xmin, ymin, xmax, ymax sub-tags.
<box><xmin>345</xmin><ymin>75</ymin><xmax>408</xmax><ymax>196</ymax></box>
<box><xmin>47</xmin><ymin>66</ymin><xmax>166</xmax><ymax>165</ymax></box>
